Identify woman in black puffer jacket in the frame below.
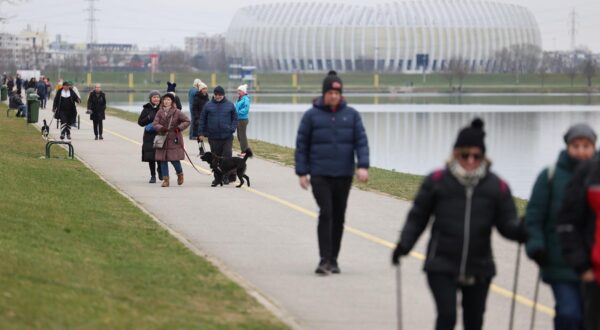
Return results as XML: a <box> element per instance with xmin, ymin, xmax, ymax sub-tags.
<box><xmin>137</xmin><ymin>90</ymin><xmax>163</xmax><ymax>183</ymax></box>
<box><xmin>392</xmin><ymin>118</ymin><xmax>527</xmax><ymax>330</ymax></box>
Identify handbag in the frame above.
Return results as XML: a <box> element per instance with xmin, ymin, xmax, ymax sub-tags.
<box><xmin>153</xmin><ymin>112</ymin><xmax>173</xmax><ymax>149</ymax></box>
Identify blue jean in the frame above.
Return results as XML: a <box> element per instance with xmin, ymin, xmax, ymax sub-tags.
<box><xmin>550</xmin><ymin>281</ymin><xmax>584</xmax><ymax>330</ymax></box>
<box><xmin>160</xmin><ymin>161</ymin><xmax>182</xmax><ymax>177</ymax></box>
<box><xmin>16</xmin><ymin>105</ymin><xmax>27</xmax><ymax>117</ymax></box>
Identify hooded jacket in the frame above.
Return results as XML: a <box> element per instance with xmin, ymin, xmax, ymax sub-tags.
<box><xmin>198</xmin><ymin>96</ymin><xmax>238</xmax><ymax>140</ymax></box>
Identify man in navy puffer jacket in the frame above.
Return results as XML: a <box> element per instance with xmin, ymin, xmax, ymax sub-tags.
<box><xmin>295</xmin><ymin>71</ymin><xmax>370</xmax><ymax>275</ymax></box>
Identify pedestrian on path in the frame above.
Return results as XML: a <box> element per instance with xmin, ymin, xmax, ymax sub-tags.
<box><xmin>235</xmin><ymin>84</ymin><xmax>251</xmax><ymax>156</ymax></box>
<box><xmin>295</xmin><ymin>71</ymin><xmax>370</xmax><ymax>275</ymax></box>
<box><xmin>198</xmin><ymin>85</ymin><xmax>238</xmax><ymax>186</ymax></box>
<box><xmin>190</xmin><ymin>80</ymin><xmax>209</xmax><ymax>140</ymax></box>
<box><xmin>152</xmin><ymin>93</ymin><xmax>190</xmax><ymax>187</ymax></box>
<box><xmin>391</xmin><ymin>118</ymin><xmax>527</xmax><ymax>330</ymax></box>
<box><xmin>138</xmin><ymin>90</ymin><xmax>163</xmax><ymax>184</ymax></box>
<box><xmin>16</xmin><ymin>74</ymin><xmax>22</xmax><ymax>95</ymax></box>
<box><xmin>188</xmin><ymin>79</ymin><xmax>201</xmax><ymax>139</ymax></box>
<box><xmin>166</xmin><ymin>81</ymin><xmax>182</xmax><ymax>110</ymax></box>
<box><xmin>526</xmin><ymin>123</ymin><xmax>596</xmax><ymax>330</ymax></box>
<box><xmin>52</xmin><ymin>81</ymin><xmax>81</xmax><ymax>140</ymax></box>
<box><xmin>45</xmin><ymin>77</ymin><xmax>52</xmax><ymax>101</ymax></box>
<box><xmin>7</xmin><ymin>76</ymin><xmax>14</xmax><ymax>93</ymax></box>
<box><xmin>87</xmin><ymin>83</ymin><xmax>107</xmax><ymax>140</ymax></box>
<box><xmin>36</xmin><ymin>78</ymin><xmax>47</xmax><ymax>109</ymax></box>
<box><xmin>558</xmin><ymin>140</ymin><xmax>600</xmax><ymax>330</ymax></box>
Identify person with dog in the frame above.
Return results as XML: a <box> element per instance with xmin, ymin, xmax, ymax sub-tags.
<box><xmin>190</xmin><ymin>80</ymin><xmax>209</xmax><ymax>140</ymax></box>
<box><xmin>87</xmin><ymin>83</ymin><xmax>107</xmax><ymax>140</ymax></box>
<box><xmin>138</xmin><ymin>90</ymin><xmax>163</xmax><ymax>184</ymax></box>
<box><xmin>559</xmin><ymin>143</ymin><xmax>600</xmax><ymax>330</ymax></box>
<box><xmin>52</xmin><ymin>81</ymin><xmax>81</xmax><ymax>140</ymax></box>
<box><xmin>235</xmin><ymin>84</ymin><xmax>251</xmax><ymax>156</ymax></box>
<box><xmin>152</xmin><ymin>93</ymin><xmax>190</xmax><ymax>187</ymax></box>
<box><xmin>295</xmin><ymin>71</ymin><xmax>370</xmax><ymax>275</ymax></box>
<box><xmin>198</xmin><ymin>85</ymin><xmax>239</xmax><ymax>186</ymax></box>
<box><xmin>391</xmin><ymin>118</ymin><xmax>528</xmax><ymax>330</ymax></box>
<box><xmin>525</xmin><ymin>123</ymin><xmax>596</xmax><ymax>330</ymax></box>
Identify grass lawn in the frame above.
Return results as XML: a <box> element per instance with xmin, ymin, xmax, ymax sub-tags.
<box><xmin>0</xmin><ymin>103</ymin><xmax>287</xmax><ymax>329</ymax></box>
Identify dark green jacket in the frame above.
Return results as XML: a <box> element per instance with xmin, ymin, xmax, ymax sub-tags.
<box><xmin>525</xmin><ymin>150</ymin><xmax>580</xmax><ymax>283</ymax></box>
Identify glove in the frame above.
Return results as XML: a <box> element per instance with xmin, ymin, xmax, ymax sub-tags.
<box><xmin>174</xmin><ymin>127</ymin><xmax>180</xmax><ymax>134</ymax></box>
<box><xmin>531</xmin><ymin>248</ymin><xmax>547</xmax><ymax>267</ymax></box>
<box><xmin>392</xmin><ymin>243</ymin><xmax>410</xmax><ymax>265</ymax></box>
<box><xmin>160</xmin><ymin>127</ymin><xmax>168</xmax><ymax>134</ymax></box>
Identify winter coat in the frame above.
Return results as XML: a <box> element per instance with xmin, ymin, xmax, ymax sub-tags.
<box><xmin>87</xmin><ymin>91</ymin><xmax>107</xmax><ymax>121</ymax></box>
<box><xmin>7</xmin><ymin>80</ymin><xmax>14</xmax><ymax>92</ymax></box>
<box><xmin>558</xmin><ymin>159</ymin><xmax>600</xmax><ymax>283</ymax></box>
<box><xmin>152</xmin><ymin>106</ymin><xmax>190</xmax><ymax>161</ymax></box>
<box><xmin>9</xmin><ymin>93</ymin><xmax>24</xmax><ymax>108</ymax></box>
<box><xmin>398</xmin><ymin>166</ymin><xmax>526</xmax><ymax>279</ymax></box>
<box><xmin>295</xmin><ymin>97</ymin><xmax>369</xmax><ymax>177</ymax></box>
<box><xmin>36</xmin><ymin>81</ymin><xmax>47</xmax><ymax>97</ymax></box>
<box><xmin>52</xmin><ymin>89</ymin><xmax>80</xmax><ymax>124</ymax></box>
<box><xmin>525</xmin><ymin>150</ymin><xmax>580</xmax><ymax>283</ymax></box>
<box><xmin>188</xmin><ymin>87</ymin><xmax>198</xmax><ymax>111</ymax></box>
<box><xmin>198</xmin><ymin>97</ymin><xmax>238</xmax><ymax>140</ymax></box>
<box><xmin>235</xmin><ymin>94</ymin><xmax>250</xmax><ymax>120</ymax></box>
<box><xmin>138</xmin><ymin>102</ymin><xmax>160</xmax><ymax>162</ymax></box>
<box><xmin>168</xmin><ymin>93</ymin><xmax>182</xmax><ymax>110</ymax></box>
<box><xmin>16</xmin><ymin>77</ymin><xmax>22</xmax><ymax>89</ymax></box>
<box><xmin>191</xmin><ymin>91</ymin><xmax>209</xmax><ymax>138</ymax></box>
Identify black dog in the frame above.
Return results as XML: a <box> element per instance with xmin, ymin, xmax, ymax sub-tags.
<box><xmin>200</xmin><ymin>149</ymin><xmax>253</xmax><ymax>188</ymax></box>
<box><xmin>41</xmin><ymin>119</ymin><xmax>50</xmax><ymax>138</ymax></box>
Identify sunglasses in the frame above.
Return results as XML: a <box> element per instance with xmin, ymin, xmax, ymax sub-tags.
<box><xmin>459</xmin><ymin>152</ymin><xmax>483</xmax><ymax>161</ymax></box>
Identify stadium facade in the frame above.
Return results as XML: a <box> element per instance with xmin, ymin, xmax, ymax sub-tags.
<box><xmin>225</xmin><ymin>1</ymin><xmax>542</xmax><ymax>73</ymax></box>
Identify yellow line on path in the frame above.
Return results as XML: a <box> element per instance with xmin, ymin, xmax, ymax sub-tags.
<box><xmin>95</xmin><ymin>116</ymin><xmax>556</xmax><ymax>318</ymax></box>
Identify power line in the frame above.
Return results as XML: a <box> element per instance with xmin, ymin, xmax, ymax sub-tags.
<box><xmin>85</xmin><ymin>0</ymin><xmax>98</xmax><ymax>44</ymax></box>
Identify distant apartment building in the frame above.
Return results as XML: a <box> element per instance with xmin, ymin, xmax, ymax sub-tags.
<box><xmin>0</xmin><ymin>26</ymin><xmax>49</xmax><ymax>70</ymax></box>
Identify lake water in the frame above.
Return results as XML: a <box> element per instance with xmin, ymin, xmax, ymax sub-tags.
<box><xmin>111</xmin><ymin>95</ymin><xmax>600</xmax><ymax>198</ymax></box>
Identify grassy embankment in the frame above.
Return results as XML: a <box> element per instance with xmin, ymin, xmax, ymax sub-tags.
<box><xmin>104</xmin><ymin>106</ymin><xmax>528</xmax><ymax>214</ymax></box>
<box><xmin>0</xmin><ymin>102</ymin><xmax>286</xmax><ymax>329</ymax></box>
<box><xmin>43</xmin><ymin>71</ymin><xmax>599</xmax><ymax>94</ymax></box>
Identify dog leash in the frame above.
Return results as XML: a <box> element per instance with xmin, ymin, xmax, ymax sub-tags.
<box><xmin>184</xmin><ymin>148</ymin><xmax>207</xmax><ymax>175</ymax></box>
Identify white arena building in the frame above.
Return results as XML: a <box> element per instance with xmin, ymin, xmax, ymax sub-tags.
<box><xmin>226</xmin><ymin>1</ymin><xmax>542</xmax><ymax>73</ymax></box>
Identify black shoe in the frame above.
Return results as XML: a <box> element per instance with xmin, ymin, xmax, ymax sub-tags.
<box><xmin>66</xmin><ymin>133</ymin><xmax>71</xmax><ymax>140</ymax></box>
<box><xmin>60</xmin><ymin>134</ymin><xmax>65</xmax><ymax>140</ymax></box>
<box><xmin>329</xmin><ymin>260</ymin><xmax>341</xmax><ymax>274</ymax></box>
<box><xmin>315</xmin><ymin>260</ymin><xmax>329</xmax><ymax>275</ymax></box>
<box><xmin>158</xmin><ymin>173</ymin><xmax>163</xmax><ymax>181</ymax></box>
<box><xmin>149</xmin><ymin>176</ymin><xmax>156</xmax><ymax>184</ymax></box>
<box><xmin>95</xmin><ymin>136</ymin><xmax>98</xmax><ymax>140</ymax></box>
<box><xmin>99</xmin><ymin>135</ymin><xmax>103</xmax><ymax>140</ymax></box>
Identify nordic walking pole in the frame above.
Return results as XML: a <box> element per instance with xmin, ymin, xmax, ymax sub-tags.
<box><xmin>529</xmin><ymin>271</ymin><xmax>542</xmax><ymax>330</ymax></box>
<box><xmin>396</xmin><ymin>264</ymin><xmax>403</xmax><ymax>330</ymax></box>
<box><xmin>509</xmin><ymin>242</ymin><xmax>522</xmax><ymax>330</ymax></box>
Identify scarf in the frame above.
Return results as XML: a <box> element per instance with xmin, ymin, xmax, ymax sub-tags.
<box><xmin>448</xmin><ymin>159</ymin><xmax>488</xmax><ymax>187</ymax></box>
<box><xmin>61</xmin><ymin>89</ymin><xmax>71</xmax><ymax>98</ymax></box>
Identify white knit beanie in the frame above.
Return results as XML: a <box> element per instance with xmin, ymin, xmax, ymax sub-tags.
<box><xmin>198</xmin><ymin>80</ymin><xmax>208</xmax><ymax>90</ymax></box>
<box><xmin>193</xmin><ymin>78</ymin><xmax>201</xmax><ymax>88</ymax></box>
<box><xmin>237</xmin><ymin>84</ymin><xmax>248</xmax><ymax>93</ymax></box>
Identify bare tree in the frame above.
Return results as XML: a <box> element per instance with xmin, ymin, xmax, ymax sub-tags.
<box><xmin>566</xmin><ymin>65</ymin><xmax>578</xmax><ymax>88</ymax></box>
<box><xmin>581</xmin><ymin>57</ymin><xmax>597</xmax><ymax>88</ymax></box>
<box><xmin>159</xmin><ymin>50</ymin><xmax>190</xmax><ymax>72</ymax></box>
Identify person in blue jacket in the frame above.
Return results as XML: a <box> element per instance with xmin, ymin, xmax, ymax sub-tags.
<box><xmin>235</xmin><ymin>84</ymin><xmax>251</xmax><ymax>156</ymax></box>
<box><xmin>295</xmin><ymin>70</ymin><xmax>370</xmax><ymax>275</ymax></box>
<box><xmin>198</xmin><ymin>86</ymin><xmax>239</xmax><ymax>186</ymax></box>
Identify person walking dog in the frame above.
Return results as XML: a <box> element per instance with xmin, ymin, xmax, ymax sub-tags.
<box><xmin>295</xmin><ymin>71</ymin><xmax>370</xmax><ymax>275</ymax></box>
<box><xmin>152</xmin><ymin>93</ymin><xmax>190</xmax><ymax>187</ymax></box>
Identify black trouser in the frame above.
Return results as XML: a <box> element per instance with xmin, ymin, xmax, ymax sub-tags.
<box><xmin>310</xmin><ymin>176</ymin><xmax>353</xmax><ymax>262</ymax></box>
<box><xmin>583</xmin><ymin>281</ymin><xmax>600</xmax><ymax>330</ymax></box>
<box><xmin>208</xmin><ymin>137</ymin><xmax>236</xmax><ymax>182</ymax></box>
<box><xmin>148</xmin><ymin>161</ymin><xmax>162</xmax><ymax>179</ymax></box>
<box><xmin>93</xmin><ymin>119</ymin><xmax>103</xmax><ymax>137</ymax></box>
<box><xmin>427</xmin><ymin>273</ymin><xmax>491</xmax><ymax>330</ymax></box>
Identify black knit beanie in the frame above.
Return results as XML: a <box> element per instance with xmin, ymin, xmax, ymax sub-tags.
<box><xmin>322</xmin><ymin>70</ymin><xmax>343</xmax><ymax>95</ymax></box>
<box><xmin>213</xmin><ymin>85</ymin><xmax>225</xmax><ymax>95</ymax></box>
<box><xmin>454</xmin><ymin>118</ymin><xmax>486</xmax><ymax>153</ymax></box>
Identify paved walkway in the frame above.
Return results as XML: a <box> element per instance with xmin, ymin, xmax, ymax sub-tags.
<box><xmin>35</xmin><ymin>106</ymin><xmax>554</xmax><ymax>329</ymax></box>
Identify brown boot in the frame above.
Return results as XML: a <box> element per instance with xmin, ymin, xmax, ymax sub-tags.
<box><xmin>161</xmin><ymin>176</ymin><xmax>170</xmax><ymax>187</ymax></box>
<box><xmin>177</xmin><ymin>173</ymin><xmax>184</xmax><ymax>185</ymax></box>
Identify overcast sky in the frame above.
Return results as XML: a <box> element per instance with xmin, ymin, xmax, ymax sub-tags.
<box><xmin>1</xmin><ymin>0</ymin><xmax>599</xmax><ymax>52</ymax></box>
